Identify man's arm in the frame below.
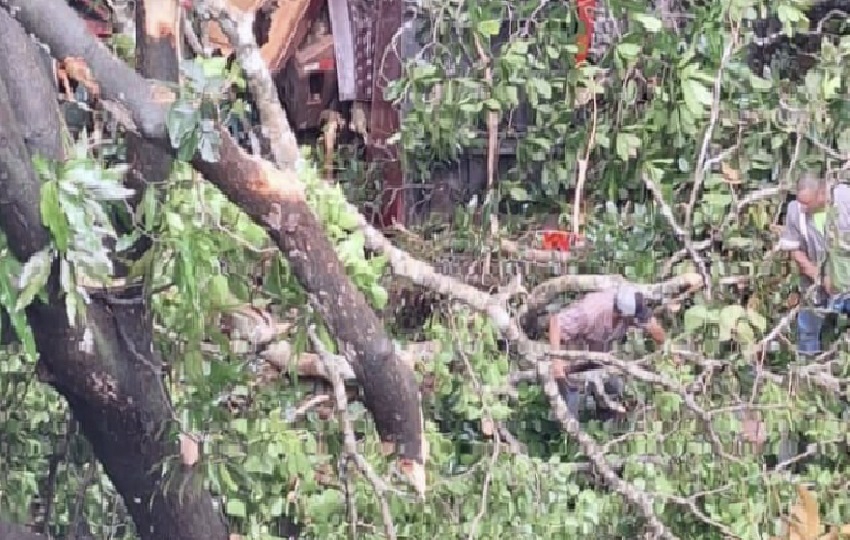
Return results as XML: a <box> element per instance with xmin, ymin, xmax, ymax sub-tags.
<box><xmin>791</xmin><ymin>250</ymin><xmax>820</xmax><ymax>282</ymax></box>
<box><xmin>548</xmin><ymin>314</ymin><xmax>561</xmax><ymax>351</ymax></box>
<box><xmin>779</xmin><ymin>201</ymin><xmax>819</xmax><ymax>280</ymax></box>
<box><xmin>548</xmin><ymin>310</ymin><xmax>585</xmax><ymax>379</ymax></box>
<box><xmin>641</xmin><ymin>316</ymin><xmax>666</xmax><ymax>344</ymax></box>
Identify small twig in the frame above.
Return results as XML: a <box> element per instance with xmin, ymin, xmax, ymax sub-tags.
<box><xmin>339</xmin><ymin>454</ymin><xmax>358</xmax><ymax>540</ymax></box>
<box><xmin>537</xmin><ymin>362</ymin><xmax>679</xmax><ymax>539</ymax></box>
<box><xmin>38</xmin><ymin>413</ymin><xmax>74</xmax><ymax>534</ymax></box>
<box><xmin>656</xmin><ymin>487</ymin><xmax>739</xmax><ymax>539</ymax></box>
<box><xmin>67</xmin><ymin>459</ymin><xmax>98</xmax><ymax>540</ymax></box>
<box><xmin>285</xmin><ymin>394</ymin><xmax>331</xmax><ymax>423</ymax></box>
<box><xmin>307</xmin><ymin>325</ymin><xmax>398</xmax><ymax>540</ymax></box>
<box><xmin>549</xmin><ymin>349</ymin><xmax>742</xmax><ymax>464</ymax></box>
<box><xmin>642</xmin><ymin>173</ymin><xmax>712</xmax><ymax>297</ymax></box>
<box><xmin>467</xmin><ymin>431</ymin><xmax>500</xmax><ymax>540</ymax></box>
<box><xmin>471</xmin><ymin>32</ymin><xmax>499</xmax><ymax>277</ymax></box>
<box><xmin>750</xmin><ymin>307</ymin><xmax>799</xmax><ymax>358</ymax></box>
<box><xmin>685</xmin><ymin>29</ymin><xmax>738</xmax><ymax>231</ymax></box>
<box><xmin>573</xmin><ymin>89</ymin><xmax>598</xmax><ymax>238</ymax></box>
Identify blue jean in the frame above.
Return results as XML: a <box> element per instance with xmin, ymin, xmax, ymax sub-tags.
<box><xmin>797</xmin><ymin>308</ymin><xmax>824</xmax><ymax>355</ymax></box>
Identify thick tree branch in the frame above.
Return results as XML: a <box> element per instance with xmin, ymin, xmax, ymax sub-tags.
<box><xmin>0</xmin><ymin>1</ymin><xmax>697</xmax><ymax>533</ymax></box>
<box><xmin>1</xmin><ymin>0</ymin><xmax>426</xmax><ymax>471</ymax></box>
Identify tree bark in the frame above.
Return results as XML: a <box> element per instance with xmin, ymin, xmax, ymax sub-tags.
<box><xmin>117</xmin><ymin>0</ymin><xmax>182</xmax><ymax>271</ymax></box>
<box><xmin>0</xmin><ymin>7</ymin><xmax>230</xmax><ymax>540</ymax></box>
<box><xmin>1</xmin><ymin>0</ymin><xmax>425</xmax><ymax>465</ymax></box>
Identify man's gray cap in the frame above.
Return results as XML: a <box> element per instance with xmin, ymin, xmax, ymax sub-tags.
<box><xmin>614</xmin><ymin>284</ymin><xmax>638</xmax><ymax>317</ymax></box>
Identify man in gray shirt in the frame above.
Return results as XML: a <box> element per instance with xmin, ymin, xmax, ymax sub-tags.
<box><xmin>548</xmin><ymin>284</ymin><xmax>666</xmax><ymax>417</ymax></box>
<box><xmin>779</xmin><ymin>173</ymin><xmax>850</xmax><ymax>355</ymax></box>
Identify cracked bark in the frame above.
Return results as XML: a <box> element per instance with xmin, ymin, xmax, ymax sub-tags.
<box><xmin>0</xmin><ymin>5</ymin><xmax>229</xmax><ymax>539</ymax></box>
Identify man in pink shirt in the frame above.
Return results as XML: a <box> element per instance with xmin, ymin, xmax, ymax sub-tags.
<box><xmin>548</xmin><ymin>284</ymin><xmax>666</xmax><ymax>417</ymax></box>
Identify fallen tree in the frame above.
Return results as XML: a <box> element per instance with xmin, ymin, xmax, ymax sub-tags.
<box><xmin>8</xmin><ymin>0</ymin><xmax>821</xmax><ymax>538</ymax></box>
<box><xmin>0</xmin><ymin>0</ymin><xmax>713</xmax><ymax>537</ymax></box>
<box><xmin>0</xmin><ymin>0</ymin><xmax>426</xmax><ymax>476</ymax></box>
<box><xmin>0</xmin><ymin>0</ymin><xmax>423</xmax><ymax>537</ymax></box>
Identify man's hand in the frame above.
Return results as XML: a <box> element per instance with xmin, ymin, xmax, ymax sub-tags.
<box><xmin>550</xmin><ymin>357</ymin><xmax>568</xmax><ymax>380</ymax></box>
<box><xmin>792</xmin><ymin>250</ymin><xmax>820</xmax><ymax>282</ymax></box>
<box><xmin>643</xmin><ymin>316</ymin><xmax>666</xmax><ymax>344</ymax></box>
<box><xmin>824</xmin><ymin>274</ymin><xmax>835</xmax><ymax>295</ymax></box>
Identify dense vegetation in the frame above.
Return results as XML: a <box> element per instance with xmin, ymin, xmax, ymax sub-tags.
<box><xmin>2</xmin><ymin>0</ymin><xmax>850</xmax><ymax>539</ymax></box>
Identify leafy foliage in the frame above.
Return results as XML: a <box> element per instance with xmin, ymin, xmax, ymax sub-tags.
<box><xmin>5</xmin><ymin>0</ymin><xmax>850</xmax><ymax>539</ymax></box>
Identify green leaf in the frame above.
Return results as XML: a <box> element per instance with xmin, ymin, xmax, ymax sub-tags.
<box><xmin>269</xmin><ymin>496</ymin><xmax>285</xmax><ymax>517</ymax></box>
<box><xmin>529</xmin><ymin>78</ymin><xmax>552</xmax><ymax>101</ymax></box>
<box><xmin>617</xmin><ymin>43</ymin><xmax>642</xmax><ymax>60</ymax></box>
<box><xmin>681</xmin><ymin>79</ymin><xmax>712</xmax><ymax>116</ymax></box>
<box><xmin>225</xmin><ymin>498</ymin><xmax>247</xmax><ymax>518</ymax></box>
<box><xmin>633</xmin><ymin>14</ymin><xmax>663</xmax><ymax>33</ymax></box>
<box><xmin>749</xmin><ymin>74</ymin><xmax>773</xmax><ymax>91</ymax></box>
<box><xmin>370</xmin><ymin>284</ymin><xmax>389</xmax><ymax>310</ymax></box>
<box><xmin>15</xmin><ymin>248</ymin><xmax>54</xmax><ymax>312</ymax></box>
<box><xmin>685</xmin><ymin>78</ymin><xmax>713</xmax><ymax>105</ymax></box>
<box><xmin>683</xmin><ymin>305</ymin><xmax>711</xmax><ymax>332</ymax></box>
<box><xmin>230</xmin><ymin>418</ymin><xmax>249</xmax><ymax>434</ymax></box>
<box><xmin>823</xmin><ymin>74</ymin><xmax>841</xmax><ymax>100</ymax></box>
<box><xmin>747</xmin><ymin>308</ymin><xmax>768</xmax><ymax>333</ymax></box>
<box><xmin>476</xmin><ymin>19</ymin><xmax>501</xmax><ymax>37</ymax></box>
<box><xmin>39</xmin><ymin>180</ymin><xmax>69</xmax><ymax>250</ymax></box>
<box><xmin>719</xmin><ymin>305</ymin><xmax>747</xmax><ymax>342</ymax></box>
<box><xmin>509</xmin><ymin>187</ymin><xmax>529</xmax><ymax>201</ymax></box>
<box><xmin>735</xmin><ymin>321</ymin><xmax>756</xmax><ymax>343</ymax></box>
<box><xmin>337</xmin><ymin>209</ymin><xmax>360</xmax><ymax>231</ymax></box>
<box><xmin>207</xmin><ymin>274</ymin><xmax>233</xmax><ymax>308</ymax></box>
<box><xmin>615</xmin><ymin>133</ymin><xmax>641</xmax><ymax>162</ymax></box>
<box><xmin>59</xmin><ymin>258</ymin><xmax>77</xmax><ymax>327</ymax></box>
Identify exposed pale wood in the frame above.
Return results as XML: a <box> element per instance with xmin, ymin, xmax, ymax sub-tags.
<box><xmin>205</xmin><ymin>0</ymin><xmax>312</xmax><ymax>70</ymax></box>
<box><xmin>261</xmin><ymin>0</ymin><xmax>317</xmax><ymax>73</ymax></box>
<box><xmin>227</xmin><ymin>0</ymin><xmax>263</xmax><ymax>11</ymax></box>
<box><xmin>327</xmin><ymin>0</ymin><xmax>356</xmax><ymax>100</ymax></box>
<box><xmin>205</xmin><ymin>0</ymin><xmax>265</xmax><ymax>54</ymax></box>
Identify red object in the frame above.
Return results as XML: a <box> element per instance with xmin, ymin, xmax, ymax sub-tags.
<box><xmin>540</xmin><ymin>230</ymin><xmax>573</xmax><ymax>252</ymax></box>
<box><xmin>575</xmin><ymin>0</ymin><xmax>596</xmax><ymax>65</ymax></box>
<box><xmin>84</xmin><ymin>19</ymin><xmax>112</xmax><ymax>38</ymax></box>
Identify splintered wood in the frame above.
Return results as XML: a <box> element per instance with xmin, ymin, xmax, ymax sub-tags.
<box><xmin>204</xmin><ymin>0</ymin><xmax>316</xmax><ymax>72</ymax></box>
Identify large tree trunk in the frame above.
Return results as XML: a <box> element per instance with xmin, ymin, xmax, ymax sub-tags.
<box><xmin>0</xmin><ymin>6</ymin><xmax>230</xmax><ymax>540</ymax></box>
<box><xmin>1</xmin><ymin>0</ymin><xmax>425</xmax><ymax>467</ymax></box>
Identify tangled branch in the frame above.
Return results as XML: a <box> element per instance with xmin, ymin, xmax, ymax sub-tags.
<box><xmin>307</xmin><ymin>325</ymin><xmax>398</xmax><ymax>540</ymax></box>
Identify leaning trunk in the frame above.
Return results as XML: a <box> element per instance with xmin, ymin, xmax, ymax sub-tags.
<box><xmin>0</xmin><ymin>7</ymin><xmax>230</xmax><ymax>540</ymax></box>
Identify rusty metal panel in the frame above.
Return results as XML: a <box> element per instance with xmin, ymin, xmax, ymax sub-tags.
<box><xmin>328</xmin><ymin>0</ymin><xmax>356</xmax><ymax>101</ymax></box>
<box><xmin>368</xmin><ymin>0</ymin><xmax>404</xmax><ymax>227</ymax></box>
